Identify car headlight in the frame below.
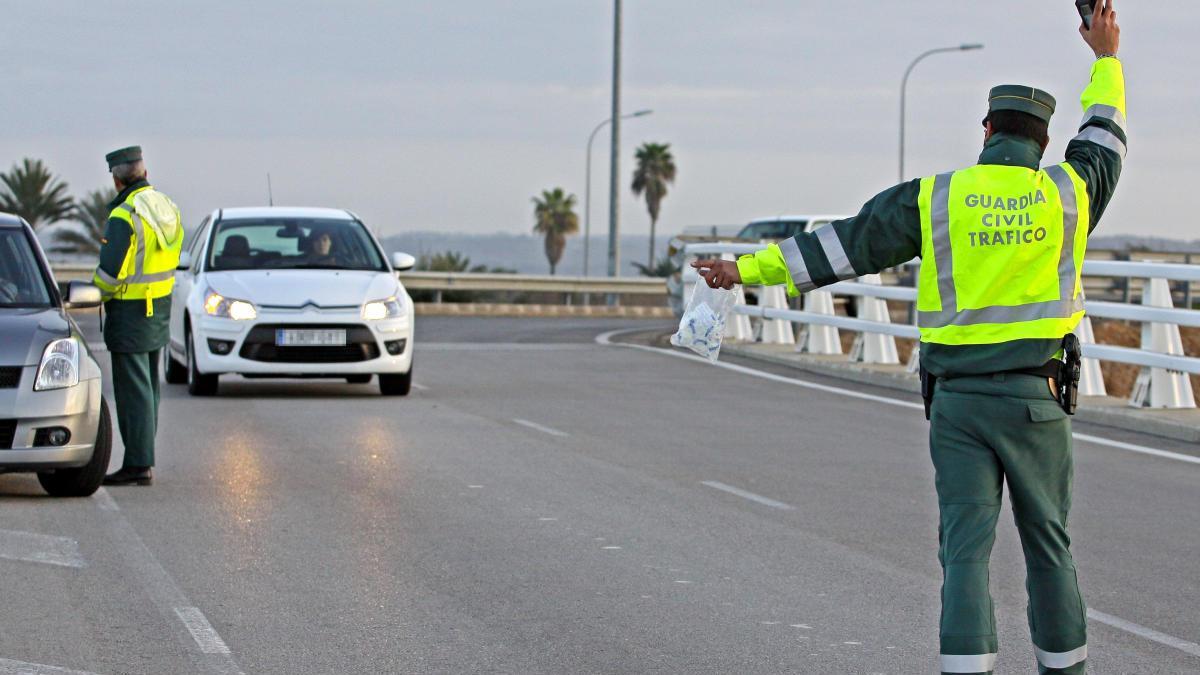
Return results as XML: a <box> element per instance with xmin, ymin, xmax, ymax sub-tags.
<box><xmin>204</xmin><ymin>288</ymin><xmax>257</xmax><ymax>320</ymax></box>
<box><xmin>35</xmin><ymin>337</ymin><xmax>81</xmax><ymax>391</ymax></box>
<box><xmin>362</xmin><ymin>296</ymin><xmax>404</xmax><ymax>320</ymax></box>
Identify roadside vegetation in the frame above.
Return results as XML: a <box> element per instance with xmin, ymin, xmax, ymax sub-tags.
<box><xmin>531</xmin><ymin>187</ymin><xmax>579</xmax><ymax>275</ymax></box>
<box><xmin>0</xmin><ymin>157</ymin><xmax>113</xmax><ymax>253</ymax></box>
<box><xmin>631</xmin><ymin>142</ymin><xmax>676</xmax><ymax>269</ymax></box>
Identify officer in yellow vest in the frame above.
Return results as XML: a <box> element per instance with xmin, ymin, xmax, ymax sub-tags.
<box><xmin>92</xmin><ymin>146</ymin><xmax>185</xmax><ymax>486</ymax></box>
<box><xmin>693</xmin><ymin>4</ymin><xmax>1122</xmax><ymax>673</ymax></box>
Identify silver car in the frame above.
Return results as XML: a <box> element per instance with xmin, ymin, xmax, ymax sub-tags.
<box><xmin>0</xmin><ymin>213</ymin><xmax>111</xmax><ymax>496</ymax></box>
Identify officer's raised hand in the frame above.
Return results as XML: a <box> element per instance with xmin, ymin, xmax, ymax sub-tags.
<box><xmin>1081</xmin><ymin>0</ymin><xmax>1119</xmax><ymax>57</ymax></box>
<box><xmin>691</xmin><ymin>259</ymin><xmax>741</xmax><ymax>290</ymax></box>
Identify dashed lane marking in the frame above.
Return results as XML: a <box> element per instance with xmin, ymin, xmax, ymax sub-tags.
<box><xmin>175</xmin><ymin>607</ymin><xmax>233</xmax><ymax>655</ymax></box>
<box><xmin>701</xmin><ymin>481</ymin><xmax>795</xmax><ymax>511</ymax></box>
<box><xmin>1088</xmin><ymin>609</ymin><xmax>1200</xmax><ymax>658</ymax></box>
<box><xmin>0</xmin><ymin>658</ymin><xmax>99</xmax><ymax>674</ymax></box>
<box><xmin>0</xmin><ymin>529</ymin><xmax>86</xmax><ymax>569</ymax></box>
<box><xmin>513</xmin><ymin>418</ymin><xmax>570</xmax><ymax>438</ymax></box>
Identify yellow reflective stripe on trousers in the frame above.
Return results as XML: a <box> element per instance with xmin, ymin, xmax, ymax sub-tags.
<box><xmin>778</xmin><ymin>237</ymin><xmax>816</xmax><ymax>292</ymax></box>
<box><xmin>815</xmin><ymin>225</ymin><xmax>856</xmax><ymax>280</ymax></box>
<box><xmin>940</xmin><ymin>652</ymin><xmax>997</xmax><ymax>673</ymax></box>
<box><xmin>919</xmin><ymin>167</ymin><xmax>1081</xmax><ymax>328</ymax></box>
<box><xmin>1081</xmin><ymin>103</ymin><xmax>1126</xmax><ymax>136</ymax></box>
<box><xmin>1072</xmin><ymin>126</ymin><xmax>1127</xmax><ymax>159</ymax></box>
<box><xmin>1034</xmin><ymin>644</ymin><xmax>1087</xmax><ymax>669</ymax></box>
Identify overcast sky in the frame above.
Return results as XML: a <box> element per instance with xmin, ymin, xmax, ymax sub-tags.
<box><xmin>2</xmin><ymin>1</ymin><xmax>1192</xmax><ymax>241</ymax></box>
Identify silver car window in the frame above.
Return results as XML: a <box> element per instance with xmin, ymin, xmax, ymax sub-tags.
<box><xmin>0</xmin><ymin>229</ymin><xmax>52</xmax><ymax>307</ymax></box>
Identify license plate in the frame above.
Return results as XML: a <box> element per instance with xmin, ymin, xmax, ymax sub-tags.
<box><xmin>275</xmin><ymin>329</ymin><xmax>347</xmax><ymax>347</ymax></box>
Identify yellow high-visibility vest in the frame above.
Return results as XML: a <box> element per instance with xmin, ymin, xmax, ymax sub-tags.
<box><xmin>915</xmin><ymin>162</ymin><xmax>1091</xmax><ymax>345</ymax></box>
<box><xmin>92</xmin><ymin>186</ymin><xmax>184</xmax><ymax>317</ymax></box>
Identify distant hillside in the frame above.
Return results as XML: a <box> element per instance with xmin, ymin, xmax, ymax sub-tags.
<box><xmin>379</xmin><ymin>232</ymin><xmax>674</xmax><ymax>277</ymax></box>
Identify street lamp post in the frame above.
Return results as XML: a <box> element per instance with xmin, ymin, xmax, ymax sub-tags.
<box><xmin>899</xmin><ymin>43</ymin><xmax>983</xmax><ymax>183</ymax></box>
<box><xmin>607</xmin><ymin>0</ymin><xmax>622</xmax><ymax>293</ymax></box>
<box><xmin>584</xmin><ymin>110</ymin><xmax>652</xmax><ymax>277</ymax></box>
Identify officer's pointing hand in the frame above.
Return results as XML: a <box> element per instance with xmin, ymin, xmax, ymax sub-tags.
<box><xmin>691</xmin><ymin>259</ymin><xmax>741</xmax><ymax>290</ymax></box>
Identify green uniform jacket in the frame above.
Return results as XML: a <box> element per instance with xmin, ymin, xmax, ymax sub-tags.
<box><xmin>737</xmin><ymin>58</ymin><xmax>1127</xmax><ymax>378</ymax></box>
<box><xmin>96</xmin><ymin>179</ymin><xmax>173</xmax><ymax>353</ymax></box>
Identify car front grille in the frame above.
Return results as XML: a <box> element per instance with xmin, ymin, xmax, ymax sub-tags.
<box><xmin>0</xmin><ymin>367</ymin><xmax>21</xmax><ymax>389</ymax></box>
<box><xmin>0</xmin><ymin>420</ymin><xmax>16</xmax><ymax>449</ymax></box>
<box><xmin>238</xmin><ymin>324</ymin><xmax>380</xmax><ymax>363</ymax></box>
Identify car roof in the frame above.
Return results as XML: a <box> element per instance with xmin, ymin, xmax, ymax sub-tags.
<box><xmin>0</xmin><ymin>212</ymin><xmax>26</xmax><ymax>228</ymax></box>
<box><xmin>745</xmin><ymin>214</ymin><xmax>846</xmax><ymax>224</ymax></box>
<box><xmin>218</xmin><ymin>206</ymin><xmax>355</xmax><ymax>221</ymax></box>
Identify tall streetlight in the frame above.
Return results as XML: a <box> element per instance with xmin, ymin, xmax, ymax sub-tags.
<box><xmin>899</xmin><ymin>43</ymin><xmax>983</xmax><ymax>183</ymax></box>
<box><xmin>607</xmin><ymin>0</ymin><xmax>623</xmax><ymax>288</ymax></box>
<box><xmin>584</xmin><ymin>109</ymin><xmax>652</xmax><ymax>277</ymax></box>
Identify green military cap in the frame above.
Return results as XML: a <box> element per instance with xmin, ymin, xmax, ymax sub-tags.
<box><xmin>105</xmin><ymin>145</ymin><xmax>143</xmax><ymax>170</ymax></box>
<box><xmin>987</xmin><ymin>85</ymin><xmax>1056</xmax><ymax>123</ymax></box>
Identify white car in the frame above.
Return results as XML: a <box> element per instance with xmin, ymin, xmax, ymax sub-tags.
<box><xmin>166</xmin><ymin>207</ymin><xmax>416</xmax><ymax>396</ymax></box>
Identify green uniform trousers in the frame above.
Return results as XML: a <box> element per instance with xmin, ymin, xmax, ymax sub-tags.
<box><xmin>110</xmin><ymin>350</ymin><xmax>162</xmax><ymax>469</ymax></box>
<box><xmin>930</xmin><ymin>373</ymin><xmax>1087</xmax><ymax>675</ymax></box>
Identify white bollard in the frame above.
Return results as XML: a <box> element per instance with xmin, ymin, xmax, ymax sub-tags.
<box><xmin>724</xmin><ymin>284</ymin><xmax>754</xmax><ymax>342</ymax></box>
<box><xmin>758</xmin><ymin>284</ymin><xmax>795</xmax><ymax>345</ymax></box>
<box><xmin>796</xmin><ymin>289</ymin><xmax>842</xmax><ymax>355</ymax></box>
<box><xmin>1129</xmin><ymin>278</ymin><xmax>1196</xmax><ymax>408</ymax></box>
<box><xmin>848</xmin><ymin>274</ymin><xmax>899</xmax><ymax>364</ymax></box>
<box><xmin>1073</xmin><ymin>314</ymin><xmax>1107</xmax><ymax>397</ymax></box>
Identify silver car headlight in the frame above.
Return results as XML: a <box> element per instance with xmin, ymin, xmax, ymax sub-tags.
<box><xmin>34</xmin><ymin>337</ymin><xmax>81</xmax><ymax>391</ymax></box>
<box><xmin>362</xmin><ymin>296</ymin><xmax>404</xmax><ymax>320</ymax></box>
<box><xmin>204</xmin><ymin>287</ymin><xmax>257</xmax><ymax>321</ymax></box>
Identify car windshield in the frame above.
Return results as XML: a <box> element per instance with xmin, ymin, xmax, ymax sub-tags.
<box><xmin>737</xmin><ymin>220</ymin><xmax>808</xmax><ymax>240</ymax></box>
<box><xmin>0</xmin><ymin>228</ymin><xmax>53</xmax><ymax>308</ymax></box>
<box><xmin>207</xmin><ymin>218</ymin><xmax>387</xmax><ymax>272</ymax></box>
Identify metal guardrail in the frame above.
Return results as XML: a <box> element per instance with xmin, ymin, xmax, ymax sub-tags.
<box><xmin>47</xmin><ymin>264</ymin><xmax>667</xmax><ymax>299</ymax></box>
<box><xmin>682</xmin><ymin>244</ymin><xmax>1200</xmax><ymax>379</ymax></box>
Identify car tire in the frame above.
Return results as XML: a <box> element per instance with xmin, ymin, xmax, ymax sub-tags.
<box><xmin>186</xmin><ymin>329</ymin><xmax>219</xmax><ymax>396</ymax></box>
<box><xmin>378</xmin><ymin>368</ymin><xmax>412</xmax><ymax>396</ymax></box>
<box><xmin>163</xmin><ymin>347</ymin><xmax>188</xmax><ymax>384</ymax></box>
<box><xmin>37</xmin><ymin>397</ymin><xmax>112</xmax><ymax>497</ymax></box>
<box><xmin>346</xmin><ymin>375</ymin><xmax>373</xmax><ymax>384</ymax></box>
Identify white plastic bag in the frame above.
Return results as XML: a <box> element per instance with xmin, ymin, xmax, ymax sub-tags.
<box><xmin>671</xmin><ymin>281</ymin><xmax>737</xmax><ymax>363</ymax></box>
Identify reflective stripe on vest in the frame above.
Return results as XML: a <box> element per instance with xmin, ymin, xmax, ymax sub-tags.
<box><xmin>916</xmin><ymin>163</ymin><xmax>1089</xmax><ymax>345</ymax></box>
<box><xmin>100</xmin><ymin>188</ymin><xmax>183</xmax><ymax>312</ymax></box>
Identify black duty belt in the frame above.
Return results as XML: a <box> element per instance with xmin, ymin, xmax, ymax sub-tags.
<box><xmin>921</xmin><ymin>334</ymin><xmax>1082</xmax><ymax>420</ymax></box>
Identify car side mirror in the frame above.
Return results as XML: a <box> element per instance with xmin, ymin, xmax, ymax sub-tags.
<box><xmin>177</xmin><ymin>251</ymin><xmax>192</xmax><ymax>270</ymax></box>
<box><xmin>64</xmin><ymin>281</ymin><xmax>102</xmax><ymax>309</ymax></box>
<box><xmin>391</xmin><ymin>252</ymin><xmax>416</xmax><ymax>272</ymax></box>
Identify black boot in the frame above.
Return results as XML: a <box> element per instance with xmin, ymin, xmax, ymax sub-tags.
<box><xmin>103</xmin><ymin>466</ymin><xmax>153</xmax><ymax>486</ymax></box>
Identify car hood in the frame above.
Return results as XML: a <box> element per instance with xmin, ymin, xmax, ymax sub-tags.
<box><xmin>205</xmin><ymin>270</ymin><xmax>400</xmax><ymax>308</ymax></box>
<box><xmin>0</xmin><ymin>307</ymin><xmax>71</xmax><ymax>366</ymax></box>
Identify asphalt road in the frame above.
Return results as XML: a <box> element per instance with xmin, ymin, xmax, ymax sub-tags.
<box><xmin>0</xmin><ymin>315</ymin><xmax>1196</xmax><ymax>674</ymax></box>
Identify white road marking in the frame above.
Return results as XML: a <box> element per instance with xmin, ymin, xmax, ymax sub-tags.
<box><xmin>422</xmin><ymin>343</ymin><xmax>594</xmax><ymax>351</ymax></box>
<box><xmin>92</xmin><ymin>488</ymin><xmax>120</xmax><ymax>512</ymax></box>
<box><xmin>701</xmin><ymin>481</ymin><xmax>795</xmax><ymax>511</ymax></box>
<box><xmin>411</xmin><ymin>383</ymin><xmax>429</xmax><ymax>391</ymax></box>
<box><xmin>468</xmin><ymin>485</ymin><xmax>484</xmax><ymax>489</ymax></box>
<box><xmin>538</xmin><ymin>517</ymin><xmax>558</xmax><ymax>521</ymax></box>
<box><xmin>0</xmin><ymin>529</ymin><xmax>86</xmax><ymax>569</ymax></box>
<box><xmin>513</xmin><ymin>418</ymin><xmax>570</xmax><ymax>438</ymax></box>
<box><xmin>599</xmin><ymin>334</ymin><xmax>1200</xmax><ymax>467</ymax></box>
<box><xmin>0</xmin><ymin>658</ymin><xmax>99</xmax><ymax>675</ymax></box>
<box><xmin>91</xmin><ymin>495</ymin><xmax>245</xmax><ymax>674</ymax></box>
<box><xmin>674</xmin><ymin>580</ymin><xmax>692</xmax><ymax>584</ymax></box>
<box><xmin>175</xmin><ymin>607</ymin><xmax>232</xmax><ymax>655</ymax></box>
<box><xmin>790</xmin><ymin>624</ymin><xmax>812</xmax><ymax>629</ymax></box>
<box><xmin>1088</xmin><ymin>608</ymin><xmax>1200</xmax><ymax>658</ymax></box>
<box><xmin>601</xmin><ymin>546</ymin><xmax>622</xmax><ymax>550</ymax></box>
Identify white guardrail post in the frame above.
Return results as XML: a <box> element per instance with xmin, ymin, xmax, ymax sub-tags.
<box><xmin>1073</xmin><ymin>311</ymin><xmax>1108</xmax><ymax>397</ymax></box>
<box><xmin>1129</xmin><ymin>277</ymin><xmax>1196</xmax><ymax>409</ymax></box>
<box><xmin>797</xmin><ymin>289</ymin><xmax>841</xmax><ymax>354</ymax></box>
<box><xmin>758</xmin><ymin>284</ymin><xmax>795</xmax><ymax>345</ymax></box>
<box><xmin>721</xmin><ymin>252</ymin><xmax>753</xmax><ymax>342</ymax></box>
<box><xmin>848</xmin><ymin>274</ymin><xmax>899</xmax><ymax>364</ymax></box>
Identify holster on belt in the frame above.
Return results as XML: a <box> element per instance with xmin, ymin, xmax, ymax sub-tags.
<box><xmin>1057</xmin><ymin>333</ymin><xmax>1082</xmax><ymax>415</ymax></box>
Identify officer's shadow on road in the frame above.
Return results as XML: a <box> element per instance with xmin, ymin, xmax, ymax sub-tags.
<box><xmin>161</xmin><ymin>378</ymin><xmax>392</xmax><ymax>400</ymax></box>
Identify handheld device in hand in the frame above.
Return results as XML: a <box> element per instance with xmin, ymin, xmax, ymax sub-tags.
<box><xmin>1075</xmin><ymin>0</ymin><xmax>1096</xmax><ymax>29</ymax></box>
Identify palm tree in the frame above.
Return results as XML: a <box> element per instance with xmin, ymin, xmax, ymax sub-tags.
<box><xmin>631</xmin><ymin>142</ymin><xmax>677</xmax><ymax>268</ymax></box>
<box><xmin>532</xmin><ymin>188</ymin><xmax>579</xmax><ymax>275</ymax></box>
<box><xmin>56</xmin><ymin>188</ymin><xmax>117</xmax><ymax>255</ymax></box>
<box><xmin>631</xmin><ymin>256</ymin><xmax>680</xmax><ymax>278</ymax></box>
<box><xmin>0</xmin><ymin>158</ymin><xmax>75</xmax><ymax>229</ymax></box>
